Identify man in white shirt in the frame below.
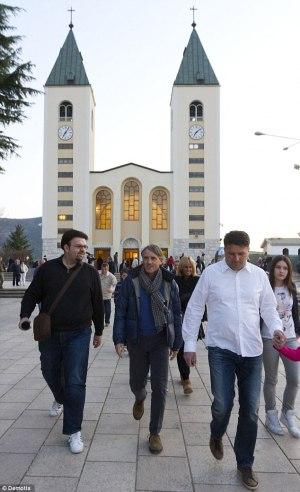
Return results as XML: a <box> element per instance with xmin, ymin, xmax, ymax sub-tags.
<box><xmin>99</xmin><ymin>262</ymin><xmax>117</xmax><ymax>326</ymax></box>
<box><xmin>182</xmin><ymin>231</ymin><xmax>285</xmax><ymax>491</ymax></box>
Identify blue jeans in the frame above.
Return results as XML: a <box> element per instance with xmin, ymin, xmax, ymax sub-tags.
<box><xmin>208</xmin><ymin>346</ymin><xmax>262</xmax><ymax>468</ymax></box>
<box><xmin>39</xmin><ymin>327</ymin><xmax>91</xmax><ymax>435</ymax></box>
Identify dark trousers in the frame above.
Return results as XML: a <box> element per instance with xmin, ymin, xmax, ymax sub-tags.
<box><xmin>177</xmin><ymin>342</ymin><xmax>190</xmax><ymax>380</ymax></box>
<box><xmin>208</xmin><ymin>346</ymin><xmax>262</xmax><ymax>468</ymax></box>
<box><xmin>13</xmin><ymin>272</ymin><xmax>20</xmax><ymax>286</ymax></box>
<box><xmin>39</xmin><ymin>327</ymin><xmax>91</xmax><ymax>435</ymax></box>
<box><xmin>128</xmin><ymin>332</ymin><xmax>169</xmax><ymax>434</ymax></box>
<box><xmin>103</xmin><ymin>299</ymin><xmax>111</xmax><ymax>324</ymax></box>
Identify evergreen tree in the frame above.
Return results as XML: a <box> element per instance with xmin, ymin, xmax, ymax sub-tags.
<box><xmin>2</xmin><ymin>223</ymin><xmax>32</xmax><ymax>260</ymax></box>
<box><xmin>0</xmin><ymin>4</ymin><xmax>40</xmax><ymax>172</ymax></box>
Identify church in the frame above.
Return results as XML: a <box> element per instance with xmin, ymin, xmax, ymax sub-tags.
<box><xmin>42</xmin><ymin>17</ymin><xmax>220</xmax><ymax>263</ymax></box>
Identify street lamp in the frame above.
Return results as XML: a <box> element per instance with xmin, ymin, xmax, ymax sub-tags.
<box><xmin>254</xmin><ymin>131</ymin><xmax>300</xmax><ymax>151</ymax></box>
<box><xmin>255</xmin><ymin>131</ymin><xmax>300</xmax><ymax>170</ymax></box>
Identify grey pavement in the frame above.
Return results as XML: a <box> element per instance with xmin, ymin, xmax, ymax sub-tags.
<box><xmin>0</xmin><ymin>299</ymin><xmax>299</xmax><ymax>491</ymax></box>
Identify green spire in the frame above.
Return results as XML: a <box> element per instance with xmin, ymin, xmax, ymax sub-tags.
<box><xmin>45</xmin><ymin>28</ymin><xmax>89</xmax><ymax>86</ymax></box>
<box><xmin>174</xmin><ymin>28</ymin><xmax>219</xmax><ymax>86</ymax></box>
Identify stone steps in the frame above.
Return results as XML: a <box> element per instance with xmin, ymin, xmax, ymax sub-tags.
<box><xmin>0</xmin><ymin>288</ymin><xmax>26</xmax><ymax>299</ymax></box>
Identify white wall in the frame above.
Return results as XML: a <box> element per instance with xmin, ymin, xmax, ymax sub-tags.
<box><xmin>42</xmin><ymin>85</ymin><xmax>95</xmax><ymax>257</ymax></box>
<box><xmin>265</xmin><ymin>244</ymin><xmax>300</xmax><ymax>256</ymax></box>
<box><xmin>170</xmin><ymin>85</ymin><xmax>220</xmax><ymax>258</ymax></box>
<box><xmin>89</xmin><ymin>164</ymin><xmax>173</xmax><ymax>256</ymax></box>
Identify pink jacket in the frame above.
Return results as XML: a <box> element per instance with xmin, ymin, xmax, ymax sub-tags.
<box><xmin>278</xmin><ymin>345</ymin><xmax>300</xmax><ymax>362</ymax></box>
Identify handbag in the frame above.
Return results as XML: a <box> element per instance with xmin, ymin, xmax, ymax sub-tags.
<box><xmin>33</xmin><ymin>264</ymin><xmax>83</xmax><ymax>342</ymax></box>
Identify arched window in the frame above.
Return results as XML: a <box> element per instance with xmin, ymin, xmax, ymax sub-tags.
<box><xmin>59</xmin><ymin>101</ymin><xmax>73</xmax><ymax>120</ymax></box>
<box><xmin>189</xmin><ymin>100</ymin><xmax>203</xmax><ymax>121</ymax></box>
<box><xmin>95</xmin><ymin>189</ymin><xmax>112</xmax><ymax>229</ymax></box>
<box><xmin>152</xmin><ymin>189</ymin><xmax>168</xmax><ymax>230</ymax></box>
<box><xmin>124</xmin><ymin>180</ymin><xmax>139</xmax><ymax>221</ymax></box>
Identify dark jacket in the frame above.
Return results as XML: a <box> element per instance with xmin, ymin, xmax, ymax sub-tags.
<box><xmin>114</xmin><ymin>280</ymin><xmax>123</xmax><ymax>305</ymax></box>
<box><xmin>175</xmin><ymin>275</ymin><xmax>207</xmax><ymax>339</ymax></box>
<box><xmin>11</xmin><ymin>263</ymin><xmax>21</xmax><ymax>275</ymax></box>
<box><xmin>174</xmin><ymin>275</ymin><xmax>199</xmax><ymax>314</ymax></box>
<box><xmin>113</xmin><ymin>266</ymin><xmax>183</xmax><ymax>350</ymax></box>
<box><xmin>108</xmin><ymin>260</ymin><xmax>116</xmax><ymax>274</ymax></box>
<box><xmin>292</xmin><ymin>288</ymin><xmax>300</xmax><ymax>336</ymax></box>
<box><xmin>21</xmin><ymin>256</ymin><xmax>104</xmax><ymax>335</ymax></box>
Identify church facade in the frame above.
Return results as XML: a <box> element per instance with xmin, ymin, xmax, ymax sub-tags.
<box><xmin>42</xmin><ymin>21</ymin><xmax>220</xmax><ymax>263</ymax></box>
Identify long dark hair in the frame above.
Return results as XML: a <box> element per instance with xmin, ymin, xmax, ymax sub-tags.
<box><xmin>269</xmin><ymin>255</ymin><xmax>296</xmax><ymax>295</ymax></box>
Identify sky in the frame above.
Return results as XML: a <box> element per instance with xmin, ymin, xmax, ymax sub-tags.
<box><xmin>0</xmin><ymin>0</ymin><xmax>300</xmax><ymax>250</ymax></box>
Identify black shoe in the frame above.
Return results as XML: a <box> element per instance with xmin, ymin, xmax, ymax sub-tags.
<box><xmin>209</xmin><ymin>436</ymin><xmax>223</xmax><ymax>460</ymax></box>
<box><xmin>237</xmin><ymin>467</ymin><xmax>259</xmax><ymax>490</ymax></box>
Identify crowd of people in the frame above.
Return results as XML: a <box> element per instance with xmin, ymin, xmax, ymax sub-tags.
<box><xmin>17</xmin><ymin>229</ymin><xmax>299</xmax><ymax>491</ymax></box>
<box><xmin>0</xmin><ymin>256</ymin><xmax>48</xmax><ymax>288</ymax></box>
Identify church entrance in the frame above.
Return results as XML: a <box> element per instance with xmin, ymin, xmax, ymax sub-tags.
<box><xmin>94</xmin><ymin>248</ymin><xmax>111</xmax><ymax>269</ymax></box>
<box><xmin>94</xmin><ymin>248</ymin><xmax>111</xmax><ymax>260</ymax></box>
<box><xmin>122</xmin><ymin>238</ymin><xmax>140</xmax><ymax>267</ymax></box>
<box><xmin>123</xmin><ymin>248</ymin><xmax>139</xmax><ymax>267</ymax></box>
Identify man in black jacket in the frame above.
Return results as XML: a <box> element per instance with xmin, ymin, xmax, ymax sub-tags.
<box><xmin>19</xmin><ymin>229</ymin><xmax>104</xmax><ymax>454</ymax></box>
<box><xmin>11</xmin><ymin>259</ymin><xmax>21</xmax><ymax>286</ymax></box>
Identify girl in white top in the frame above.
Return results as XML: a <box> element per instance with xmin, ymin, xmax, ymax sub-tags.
<box><xmin>262</xmin><ymin>255</ymin><xmax>300</xmax><ymax>438</ymax></box>
<box><xmin>20</xmin><ymin>261</ymin><xmax>29</xmax><ymax>286</ymax></box>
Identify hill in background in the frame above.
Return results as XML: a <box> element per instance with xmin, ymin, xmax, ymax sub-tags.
<box><xmin>0</xmin><ymin>217</ymin><xmax>42</xmax><ymax>259</ymax></box>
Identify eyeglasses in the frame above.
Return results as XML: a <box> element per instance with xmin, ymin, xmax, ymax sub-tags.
<box><xmin>71</xmin><ymin>245</ymin><xmax>88</xmax><ymax>250</ymax></box>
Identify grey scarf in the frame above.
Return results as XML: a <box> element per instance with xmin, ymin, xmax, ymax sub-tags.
<box><xmin>139</xmin><ymin>267</ymin><xmax>169</xmax><ymax>331</ymax></box>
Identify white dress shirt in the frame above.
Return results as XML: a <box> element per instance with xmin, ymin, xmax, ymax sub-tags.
<box><xmin>182</xmin><ymin>259</ymin><xmax>283</xmax><ymax>357</ymax></box>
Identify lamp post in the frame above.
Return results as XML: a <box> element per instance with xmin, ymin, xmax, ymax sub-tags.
<box><xmin>255</xmin><ymin>131</ymin><xmax>300</xmax><ymax>168</ymax></box>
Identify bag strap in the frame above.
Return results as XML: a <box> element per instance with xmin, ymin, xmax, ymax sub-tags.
<box><xmin>48</xmin><ymin>263</ymin><xmax>84</xmax><ymax>316</ymax></box>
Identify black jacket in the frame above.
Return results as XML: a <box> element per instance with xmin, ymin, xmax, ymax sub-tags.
<box><xmin>174</xmin><ymin>275</ymin><xmax>199</xmax><ymax>314</ymax></box>
<box><xmin>292</xmin><ymin>289</ymin><xmax>300</xmax><ymax>336</ymax></box>
<box><xmin>11</xmin><ymin>263</ymin><xmax>21</xmax><ymax>275</ymax></box>
<box><xmin>21</xmin><ymin>256</ymin><xmax>104</xmax><ymax>335</ymax></box>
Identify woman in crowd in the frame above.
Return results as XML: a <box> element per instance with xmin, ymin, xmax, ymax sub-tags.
<box><xmin>262</xmin><ymin>255</ymin><xmax>300</xmax><ymax>438</ymax></box>
<box><xmin>175</xmin><ymin>256</ymin><xmax>206</xmax><ymax>394</ymax></box>
<box><xmin>20</xmin><ymin>260</ymin><xmax>28</xmax><ymax>286</ymax></box>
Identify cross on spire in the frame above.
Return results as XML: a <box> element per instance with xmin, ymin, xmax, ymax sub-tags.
<box><xmin>68</xmin><ymin>6</ymin><xmax>75</xmax><ymax>29</ymax></box>
<box><xmin>190</xmin><ymin>6</ymin><xmax>197</xmax><ymax>29</ymax></box>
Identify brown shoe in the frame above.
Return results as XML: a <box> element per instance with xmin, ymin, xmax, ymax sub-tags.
<box><xmin>209</xmin><ymin>436</ymin><xmax>223</xmax><ymax>460</ymax></box>
<box><xmin>182</xmin><ymin>379</ymin><xmax>193</xmax><ymax>394</ymax></box>
<box><xmin>132</xmin><ymin>399</ymin><xmax>145</xmax><ymax>420</ymax></box>
<box><xmin>149</xmin><ymin>434</ymin><xmax>163</xmax><ymax>454</ymax></box>
<box><xmin>237</xmin><ymin>467</ymin><xmax>259</xmax><ymax>490</ymax></box>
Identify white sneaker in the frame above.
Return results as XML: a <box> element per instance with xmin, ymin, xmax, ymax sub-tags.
<box><xmin>265</xmin><ymin>409</ymin><xmax>284</xmax><ymax>435</ymax></box>
<box><xmin>280</xmin><ymin>410</ymin><xmax>300</xmax><ymax>438</ymax></box>
<box><xmin>49</xmin><ymin>400</ymin><xmax>63</xmax><ymax>417</ymax></box>
<box><xmin>68</xmin><ymin>431</ymin><xmax>84</xmax><ymax>453</ymax></box>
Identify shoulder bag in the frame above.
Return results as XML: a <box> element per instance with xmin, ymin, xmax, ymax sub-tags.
<box><xmin>33</xmin><ymin>264</ymin><xmax>83</xmax><ymax>342</ymax></box>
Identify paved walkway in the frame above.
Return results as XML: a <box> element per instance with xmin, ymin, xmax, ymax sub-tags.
<box><xmin>0</xmin><ymin>299</ymin><xmax>299</xmax><ymax>491</ymax></box>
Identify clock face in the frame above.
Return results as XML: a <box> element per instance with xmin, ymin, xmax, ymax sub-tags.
<box><xmin>58</xmin><ymin>126</ymin><xmax>73</xmax><ymax>140</ymax></box>
<box><xmin>189</xmin><ymin>125</ymin><xmax>204</xmax><ymax>140</ymax></box>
